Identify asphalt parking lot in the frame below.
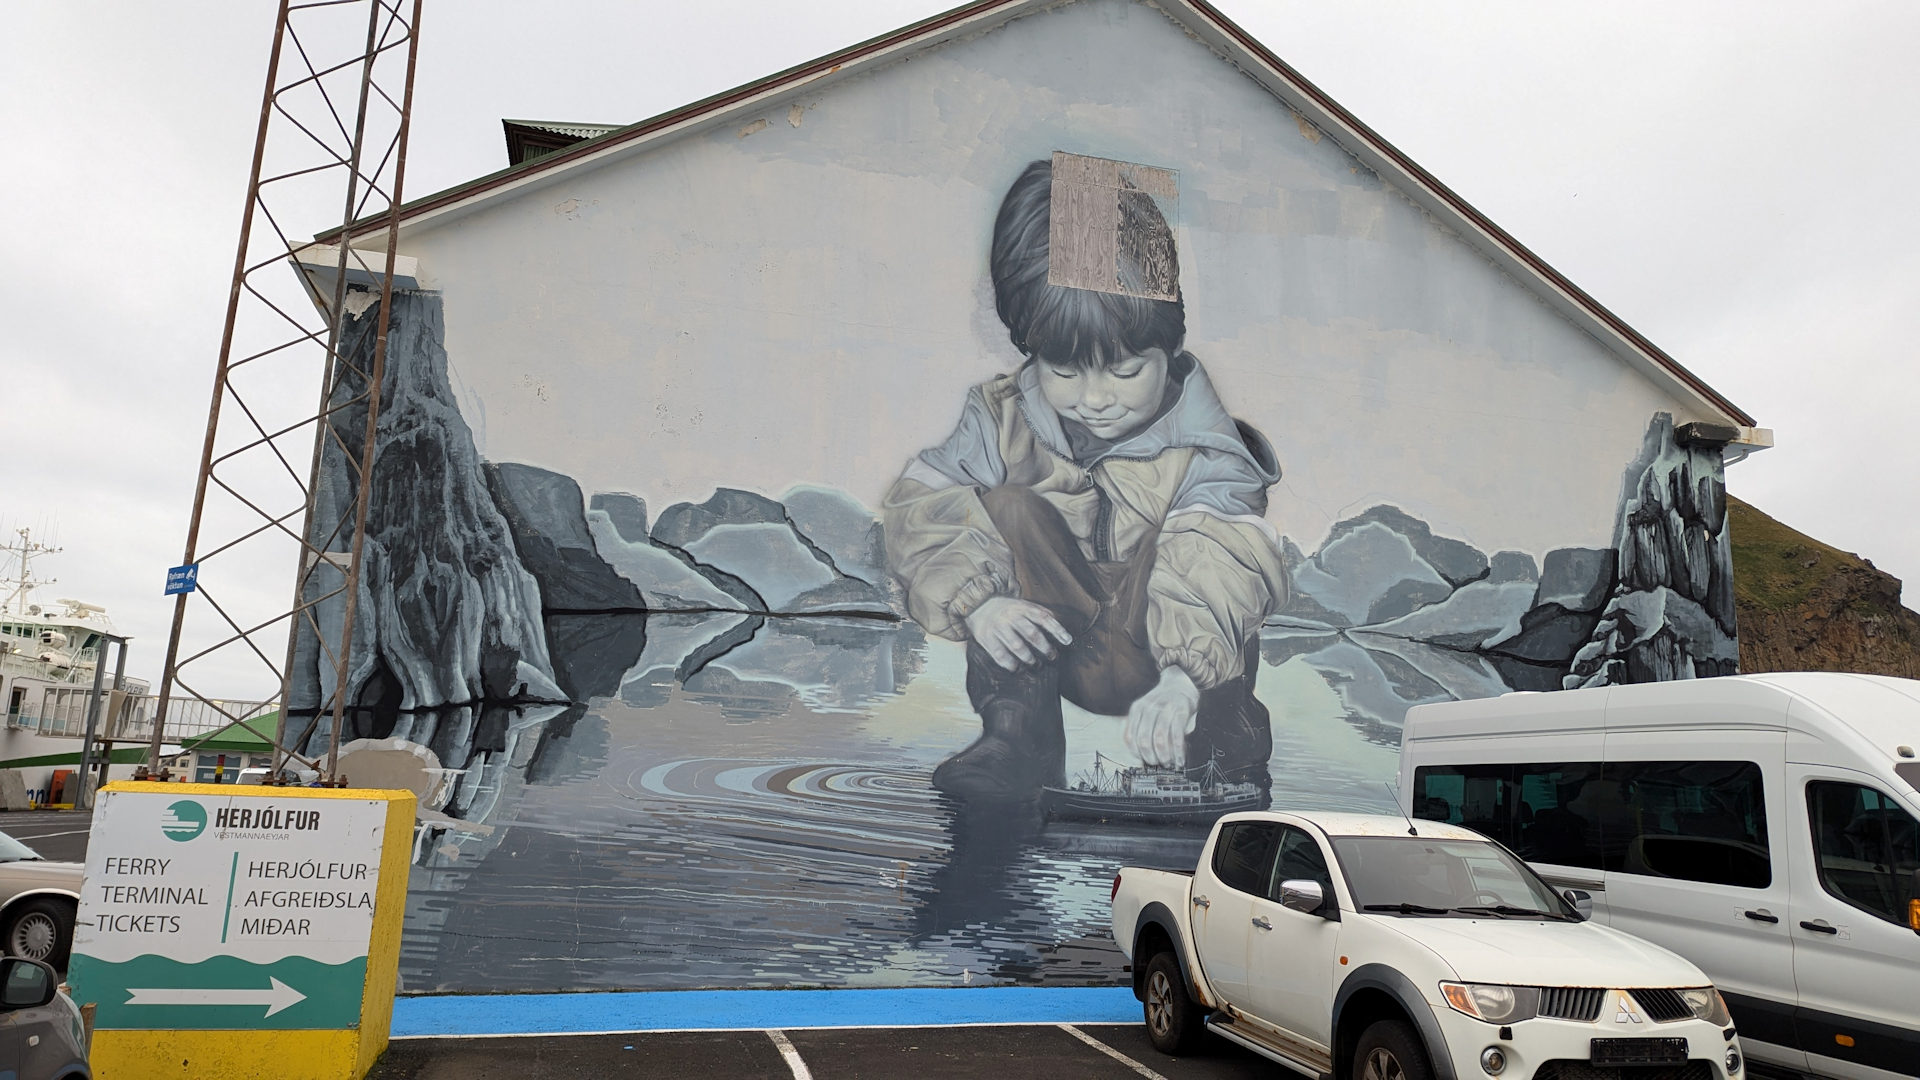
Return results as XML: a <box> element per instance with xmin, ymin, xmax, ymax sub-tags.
<box><xmin>369</xmin><ymin>1022</ymin><xmax>1276</xmax><ymax>1080</ymax></box>
<box><xmin>0</xmin><ymin>808</ymin><xmax>92</xmax><ymax>862</ymax></box>
<box><xmin>9</xmin><ymin>810</ymin><xmax>1801</xmax><ymax>1080</ymax></box>
<box><xmin>10</xmin><ymin>810</ymin><xmax>1263</xmax><ymax>1076</ymax></box>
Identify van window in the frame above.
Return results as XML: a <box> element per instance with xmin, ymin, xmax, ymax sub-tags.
<box><xmin>1411</xmin><ymin>762</ymin><xmax>1605</xmax><ymax>870</ymax></box>
<box><xmin>1514</xmin><ymin>762</ymin><xmax>1606</xmax><ymax>868</ymax></box>
<box><xmin>1416</xmin><ymin>760</ymin><xmax>1769</xmax><ymax>885</ymax></box>
<box><xmin>1212</xmin><ymin>821</ymin><xmax>1279</xmax><ymax>897</ymax></box>
<box><xmin>1603</xmin><ymin>761</ymin><xmax>1770</xmax><ymax>888</ymax></box>
<box><xmin>1897</xmin><ymin>762</ymin><xmax>1920</xmax><ymax>795</ymax></box>
<box><xmin>1410</xmin><ymin>764</ymin><xmax>1512</xmax><ymax>836</ymax></box>
<box><xmin>1807</xmin><ymin>781</ymin><xmax>1920</xmax><ymax>927</ymax></box>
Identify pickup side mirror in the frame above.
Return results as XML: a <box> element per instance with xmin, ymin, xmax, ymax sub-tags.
<box><xmin>0</xmin><ymin>957</ymin><xmax>57</xmax><ymax>1011</ymax></box>
<box><xmin>1563</xmin><ymin>889</ymin><xmax>1594</xmax><ymax>922</ymax></box>
<box><xmin>1279</xmin><ymin>879</ymin><xmax>1328</xmax><ymax>917</ymax></box>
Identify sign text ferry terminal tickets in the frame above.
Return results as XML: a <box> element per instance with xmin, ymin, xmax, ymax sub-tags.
<box><xmin>71</xmin><ymin>789</ymin><xmax>391</xmax><ymax>1030</ymax></box>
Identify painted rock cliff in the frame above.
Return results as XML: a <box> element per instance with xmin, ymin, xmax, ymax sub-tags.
<box><xmin>288</xmin><ymin>289</ymin><xmax>562</xmax><ymax>717</ymax></box>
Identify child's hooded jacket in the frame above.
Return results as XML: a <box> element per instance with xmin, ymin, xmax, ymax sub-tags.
<box><xmin>883</xmin><ymin>355</ymin><xmax>1288</xmax><ymax>690</ymax></box>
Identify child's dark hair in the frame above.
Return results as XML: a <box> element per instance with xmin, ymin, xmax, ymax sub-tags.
<box><xmin>989</xmin><ymin>159</ymin><xmax>1184</xmax><ymax>369</ymax></box>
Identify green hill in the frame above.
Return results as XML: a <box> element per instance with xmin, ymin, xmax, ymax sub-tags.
<box><xmin>1730</xmin><ymin>495</ymin><xmax>1920</xmax><ymax>678</ymax></box>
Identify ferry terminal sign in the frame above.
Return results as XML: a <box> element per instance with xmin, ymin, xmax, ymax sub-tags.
<box><xmin>71</xmin><ymin>781</ymin><xmax>414</xmax><ymax>1080</ymax></box>
<box><xmin>73</xmin><ymin>787</ymin><xmax>389</xmax><ymax>1029</ymax></box>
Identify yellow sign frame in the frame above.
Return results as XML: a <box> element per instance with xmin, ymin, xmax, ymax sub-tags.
<box><xmin>80</xmin><ymin>781</ymin><xmax>416</xmax><ymax>1080</ymax></box>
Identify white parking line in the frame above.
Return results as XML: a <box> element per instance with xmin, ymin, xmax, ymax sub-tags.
<box><xmin>1058</xmin><ymin>1024</ymin><xmax>1169</xmax><ymax>1080</ymax></box>
<box><xmin>766</xmin><ymin>1029</ymin><xmax>814</xmax><ymax>1080</ymax></box>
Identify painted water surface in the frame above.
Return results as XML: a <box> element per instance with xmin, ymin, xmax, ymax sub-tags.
<box><xmin>397</xmin><ymin>627</ymin><xmax>1398</xmax><ymax>993</ymax></box>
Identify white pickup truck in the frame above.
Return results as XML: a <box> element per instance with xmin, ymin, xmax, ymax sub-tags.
<box><xmin>1112</xmin><ymin>811</ymin><xmax>1747</xmax><ymax>1080</ymax></box>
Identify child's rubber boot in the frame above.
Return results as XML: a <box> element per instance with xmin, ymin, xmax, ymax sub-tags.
<box><xmin>935</xmin><ymin>648</ymin><xmax>1067</xmax><ymax>801</ymax></box>
<box><xmin>1184</xmin><ymin>643</ymin><xmax>1272</xmax><ymax>791</ymax></box>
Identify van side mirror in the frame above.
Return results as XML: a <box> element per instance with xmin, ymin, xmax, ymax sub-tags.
<box><xmin>1562</xmin><ymin>889</ymin><xmax>1594</xmax><ymax>922</ymax></box>
<box><xmin>0</xmin><ymin>957</ymin><xmax>57</xmax><ymax>1010</ymax></box>
<box><xmin>1280</xmin><ymin>879</ymin><xmax>1329</xmax><ymax>917</ymax></box>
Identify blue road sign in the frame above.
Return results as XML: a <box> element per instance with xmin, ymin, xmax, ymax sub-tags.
<box><xmin>165</xmin><ymin>564</ymin><xmax>200</xmax><ymax>596</ymax></box>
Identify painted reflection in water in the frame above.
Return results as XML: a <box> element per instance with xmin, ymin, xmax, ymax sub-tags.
<box><xmin>395</xmin><ymin>621</ymin><xmax>1401</xmax><ymax>993</ymax></box>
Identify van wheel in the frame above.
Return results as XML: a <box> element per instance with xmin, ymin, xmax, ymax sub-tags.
<box><xmin>1142</xmin><ymin>950</ymin><xmax>1205</xmax><ymax>1055</ymax></box>
<box><xmin>1353</xmin><ymin>1018</ymin><xmax>1432</xmax><ymax>1080</ymax></box>
<box><xmin>4</xmin><ymin>897</ymin><xmax>74</xmax><ymax>970</ymax></box>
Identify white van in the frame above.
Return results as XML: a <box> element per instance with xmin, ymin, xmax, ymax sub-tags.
<box><xmin>1398</xmin><ymin>673</ymin><xmax>1920</xmax><ymax>1080</ymax></box>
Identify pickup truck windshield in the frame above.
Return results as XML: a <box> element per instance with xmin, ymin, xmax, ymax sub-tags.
<box><xmin>1331</xmin><ymin>836</ymin><xmax>1571</xmax><ymax>918</ymax></box>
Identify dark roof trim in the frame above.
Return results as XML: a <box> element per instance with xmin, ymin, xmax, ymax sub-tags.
<box><xmin>320</xmin><ymin>0</ymin><xmax>1752</xmax><ymax>428</ymax></box>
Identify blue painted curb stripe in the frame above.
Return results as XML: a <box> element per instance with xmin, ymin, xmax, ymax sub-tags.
<box><xmin>393</xmin><ymin>986</ymin><xmax>1141</xmax><ymax>1037</ymax></box>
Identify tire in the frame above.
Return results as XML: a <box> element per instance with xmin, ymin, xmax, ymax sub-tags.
<box><xmin>1352</xmin><ymin>1018</ymin><xmax>1433</xmax><ymax>1080</ymax></box>
<box><xmin>4</xmin><ymin>897</ymin><xmax>75</xmax><ymax>970</ymax></box>
<box><xmin>1142</xmin><ymin>949</ymin><xmax>1206</xmax><ymax>1055</ymax></box>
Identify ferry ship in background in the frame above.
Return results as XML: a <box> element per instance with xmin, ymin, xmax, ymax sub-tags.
<box><xmin>0</xmin><ymin>528</ymin><xmax>270</xmax><ymax>806</ymax></box>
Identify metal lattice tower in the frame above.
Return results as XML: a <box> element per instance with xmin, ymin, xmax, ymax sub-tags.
<box><xmin>148</xmin><ymin>0</ymin><xmax>424</xmax><ymax>783</ymax></box>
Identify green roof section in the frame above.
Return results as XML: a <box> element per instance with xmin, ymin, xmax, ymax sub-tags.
<box><xmin>178</xmin><ymin>714</ymin><xmax>280</xmax><ymax>754</ymax></box>
<box><xmin>501</xmin><ymin>119</ymin><xmax>622</xmax><ymax>140</ymax></box>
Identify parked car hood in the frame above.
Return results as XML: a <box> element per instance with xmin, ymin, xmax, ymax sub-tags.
<box><xmin>1368</xmin><ymin>916</ymin><xmax>1708</xmax><ymax>988</ymax></box>
<box><xmin>0</xmin><ymin>858</ymin><xmax>85</xmax><ymax>894</ymax></box>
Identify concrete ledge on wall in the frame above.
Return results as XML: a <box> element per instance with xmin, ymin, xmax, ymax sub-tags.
<box><xmin>1676</xmin><ymin>422</ymin><xmax>1774</xmax><ymax>450</ymax></box>
<box><xmin>392</xmin><ymin>987</ymin><xmax>1140</xmax><ymax>1037</ymax></box>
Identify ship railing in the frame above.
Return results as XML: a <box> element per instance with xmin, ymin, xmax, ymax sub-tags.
<box><xmin>134</xmin><ymin>697</ymin><xmax>278</xmax><ymax>741</ymax></box>
<box><xmin>6</xmin><ymin>694</ymin><xmax>267</xmax><ymax>742</ymax></box>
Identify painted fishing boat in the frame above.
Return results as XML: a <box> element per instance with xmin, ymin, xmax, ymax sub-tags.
<box><xmin>1043</xmin><ymin>752</ymin><xmax>1265</xmax><ymax>825</ymax></box>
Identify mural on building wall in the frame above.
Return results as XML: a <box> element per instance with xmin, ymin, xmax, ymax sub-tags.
<box><xmin>885</xmin><ymin>155</ymin><xmax>1283</xmax><ymax>813</ymax></box>
<box><xmin>289</xmin><ymin>143</ymin><xmax>1737</xmax><ymax>993</ymax></box>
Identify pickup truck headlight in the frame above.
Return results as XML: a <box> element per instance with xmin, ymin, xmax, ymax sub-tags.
<box><xmin>1440</xmin><ymin>982</ymin><xmax>1541</xmax><ymax>1024</ymax></box>
<box><xmin>1677</xmin><ymin>987</ymin><xmax>1731</xmax><ymax>1026</ymax></box>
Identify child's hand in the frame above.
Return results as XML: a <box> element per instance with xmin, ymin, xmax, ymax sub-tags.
<box><xmin>1125</xmin><ymin>667</ymin><xmax>1200</xmax><ymax>768</ymax></box>
<box><xmin>964</xmin><ymin>596</ymin><xmax>1073</xmax><ymax>671</ymax></box>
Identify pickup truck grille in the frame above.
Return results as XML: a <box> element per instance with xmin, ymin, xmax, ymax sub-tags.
<box><xmin>1538</xmin><ymin>987</ymin><xmax>1607</xmax><ymax>1021</ymax></box>
<box><xmin>1627</xmin><ymin>988</ymin><xmax>1694</xmax><ymax>1023</ymax></box>
<box><xmin>1534</xmin><ymin>1063</ymin><xmax>1709</xmax><ymax>1080</ymax></box>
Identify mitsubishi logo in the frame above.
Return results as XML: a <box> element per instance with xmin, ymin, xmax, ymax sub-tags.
<box><xmin>1613</xmin><ymin>992</ymin><xmax>1643</xmax><ymax>1025</ymax></box>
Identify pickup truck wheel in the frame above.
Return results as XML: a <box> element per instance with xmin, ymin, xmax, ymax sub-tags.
<box><xmin>1142</xmin><ymin>951</ymin><xmax>1204</xmax><ymax>1055</ymax></box>
<box><xmin>1353</xmin><ymin>1018</ymin><xmax>1432</xmax><ymax>1080</ymax></box>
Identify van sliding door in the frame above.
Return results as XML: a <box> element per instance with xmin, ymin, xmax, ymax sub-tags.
<box><xmin>1597</xmin><ymin>714</ymin><xmax>1799</xmax><ymax>1068</ymax></box>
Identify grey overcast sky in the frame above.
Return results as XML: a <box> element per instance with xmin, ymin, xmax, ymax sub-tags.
<box><xmin>3</xmin><ymin>1</ymin><xmax>1915</xmax><ymax>691</ymax></box>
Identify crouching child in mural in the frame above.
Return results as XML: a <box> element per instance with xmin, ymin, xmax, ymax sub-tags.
<box><xmin>883</xmin><ymin>158</ymin><xmax>1288</xmax><ymax>802</ymax></box>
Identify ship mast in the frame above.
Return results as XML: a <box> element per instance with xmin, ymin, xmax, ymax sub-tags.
<box><xmin>0</xmin><ymin>527</ymin><xmax>61</xmax><ymax>618</ymax></box>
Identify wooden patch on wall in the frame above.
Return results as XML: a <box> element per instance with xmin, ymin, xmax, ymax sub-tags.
<box><xmin>1047</xmin><ymin>151</ymin><xmax>1179</xmax><ymax>301</ymax></box>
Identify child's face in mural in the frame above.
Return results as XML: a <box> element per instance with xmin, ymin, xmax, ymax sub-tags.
<box><xmin>1037</xmin><ymin>346</ymin><xmax>1171</xmax><ymax>441</ymax></box>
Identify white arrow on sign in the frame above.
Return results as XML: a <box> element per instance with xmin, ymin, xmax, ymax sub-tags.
<box><xmin>124</xmin><ymin>976</ymin><xmax>307</xmax><ymax>1018</ymax></box>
